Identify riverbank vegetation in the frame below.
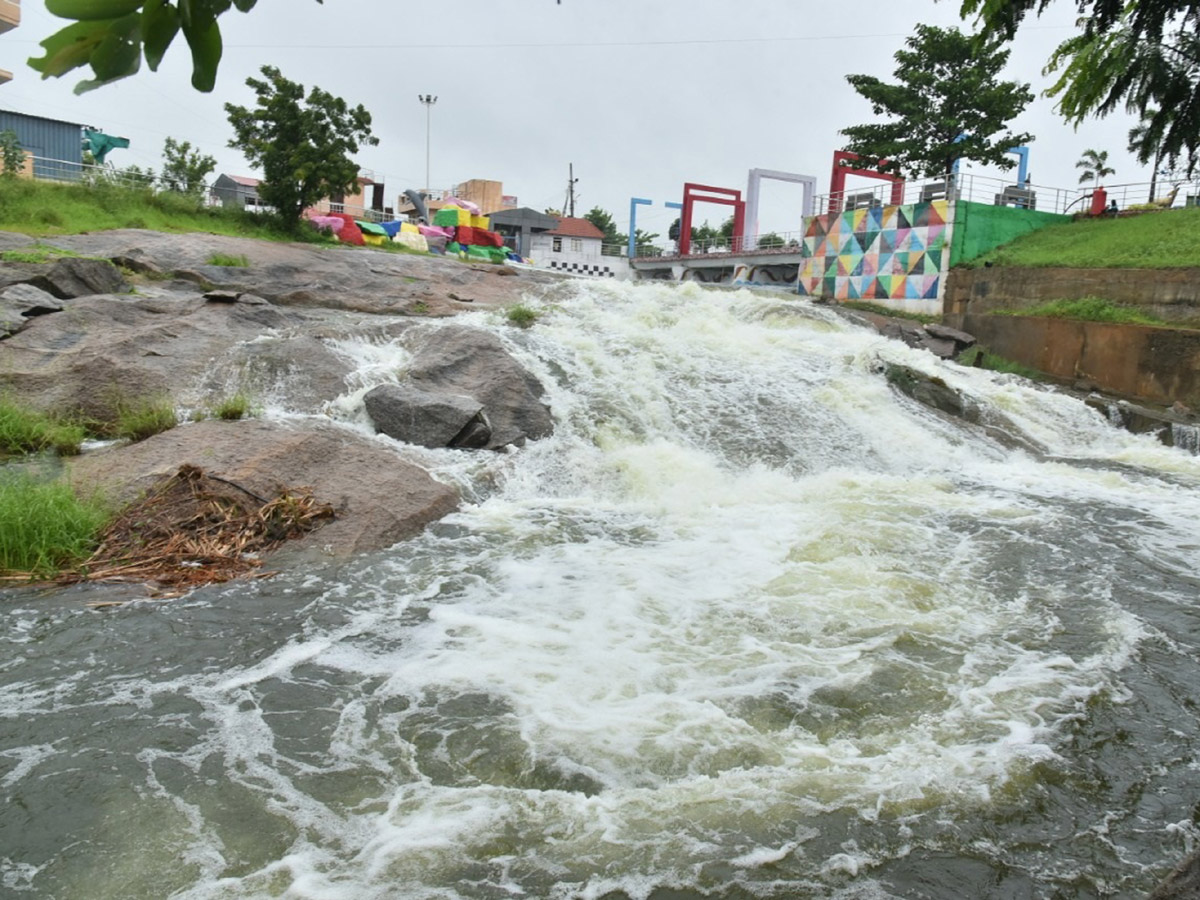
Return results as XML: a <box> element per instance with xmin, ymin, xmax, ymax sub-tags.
<box><xmin>0</xmin><ymin>472</ymin><xmax>109</xmax><ymax>577</ymax></box>
<box><xmin>971</xmin><ymin>207</ymin><xmax>1200</xmax><ymax>269</ymax></box>
<box><xmin>996</xmin><ymin>297</ymin><xmax>1169</xmax><ymax>326</ymax></box>
<box><xmin>0</xmin><ymin>176</ymin><xmax>330</xmax><ymax>242</ymax></box>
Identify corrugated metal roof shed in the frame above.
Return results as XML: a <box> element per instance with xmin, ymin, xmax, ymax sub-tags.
<box><xmin>0</xmin><ymin>108</ymin><xmax>85</xmax><ymax>179</ymax></box>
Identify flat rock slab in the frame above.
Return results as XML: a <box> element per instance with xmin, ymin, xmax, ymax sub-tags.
<box><xmin>37</xmin><ymin>229</ymin><xmax>563</xmax><ymax>315</ymax></box>
<box><xmin>69</xmin><ymin>419</ymin><xmax>459</xmax><ymax>561</ymax></box>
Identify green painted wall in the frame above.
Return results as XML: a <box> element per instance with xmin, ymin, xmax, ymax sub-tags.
<box><xmin>950</xmin><ymin>201</ymin><xmax>1069</xmax><ymax>266</ymax></box>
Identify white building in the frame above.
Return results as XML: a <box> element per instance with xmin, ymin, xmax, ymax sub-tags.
<box><xmin>530</xmin><ymin>216</ymin><xmax>629</xmax><ymax>279</ymax></box>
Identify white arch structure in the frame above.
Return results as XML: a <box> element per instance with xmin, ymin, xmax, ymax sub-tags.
<box><xmin>744</xmin><ymin>168</ymin><xmax>817</xmax><ymax>249</ymax></box>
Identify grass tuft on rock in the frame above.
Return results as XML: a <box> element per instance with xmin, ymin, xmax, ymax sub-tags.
<box><xmin>505</xmin><ymin>304</ymin><xmax>539</xmax><ymax>327</ymax></box>
<box><xmin>207</xmin><ymin>252</ymin><xmax>250</xmax><ymax>268</ymax></box>
<box><xmin>210</xmin><ymin>392</ymin><xmax>254</xmax><ymax>421</ymax></box>
<box><xmin>112</xmin><ymin>396</ymin><xmax>178</xmax><ymax>442</ymax></box>
<box><xmin>0</xmin><ymin>400</ymin><xmax>86</xmax><ymax>456</ymax></box>
<box><xmin>0</xmin><ymin>472</ymin><xmax>109</xmax><ymax>577</ymax></box>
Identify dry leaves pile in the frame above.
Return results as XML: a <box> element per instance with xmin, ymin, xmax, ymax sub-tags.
<box><xmin>66</xmin><ymin>464</ymin><xmax>334</xmax><ymax>594</ymax></box>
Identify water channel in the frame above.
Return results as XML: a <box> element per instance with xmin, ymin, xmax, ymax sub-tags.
<box><xmin>3</xmin><ymin>280</ymin><xmax>1199</xmax><ymax>898</ymax></box>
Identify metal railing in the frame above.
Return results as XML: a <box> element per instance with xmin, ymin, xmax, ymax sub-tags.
<box><xmin>633</xmin><ymin>230</ymin><xmax>806</xmax><ymax>260</ymax></box>
<box><xmin>814</xmin><ymin>171</ymin><xmax>1200</xmax><ymax>217</ymax></box>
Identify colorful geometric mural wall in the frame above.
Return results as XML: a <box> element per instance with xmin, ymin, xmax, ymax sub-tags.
<box><xmin>797</xmin><ymin>200</ymin><xmax>951</xmax><ymax>301</ymax></box>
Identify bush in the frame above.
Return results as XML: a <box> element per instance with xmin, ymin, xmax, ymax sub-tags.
<box><xmin>0</xmin><ymin>471</ymin><xmax>108</xmax><ymax>576</ymax></box>
<box><xmin>0</xmin><ymin>400</ymin><xmax>85</xmax><ymax>456</ymax></box>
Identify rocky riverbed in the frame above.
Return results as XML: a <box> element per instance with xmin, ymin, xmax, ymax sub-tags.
<box><xmin>0</xmin><ymin>229</ymin><xmax>566</xmax><ymax>586</ymax></box>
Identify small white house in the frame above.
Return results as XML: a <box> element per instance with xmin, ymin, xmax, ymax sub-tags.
<box><xmin>529</xmin><ymin>216</ymin><xmax>628</xmax><ymax>279</ymax></box>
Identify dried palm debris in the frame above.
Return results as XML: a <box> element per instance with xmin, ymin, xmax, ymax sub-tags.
<box><xmin>64</xmin><ymin>464</ymin><xmax>333</xmax><ymax>593</ymax></box>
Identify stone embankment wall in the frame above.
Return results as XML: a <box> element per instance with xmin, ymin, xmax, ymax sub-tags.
<box><xmin>946</xmin><ymin>266</ymin><xmax>1200</xmax><ymax>327</ymax></box>
<box><xmin>955</xmin><ymin>312</ymin><xmax>1200</xmax><ymax>408</ymax></box>
<box><xmin>944</xmin><ymin>263</ymin><xmax>1200</xmax><ymax>408</ymax></box>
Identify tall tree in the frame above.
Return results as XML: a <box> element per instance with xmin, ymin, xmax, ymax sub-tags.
<box><xmin>225</xmin><ymin>66</ymin><xmax>377</xmax><ymax>230</ymax></box>
<box><xmin>161</xmin><ymin>137</ymin><xmax>216</xmax><ymax>195</ymax></box>
<box><xmin>583</xmin><ymin>206</ymin><xmax>624</xmax><ymax>247</ymax></box>
<box><xmin>1075</xmin><ymin>148</ymin><xmax>1116</xmax><ymax>189</ymax></box>
<box><xmin>1128</xmin><ymin>108</ymin><xmax>1177</xmax><ymax>201</ymax></box>
<box><xmin>961</xmin><ymin>0</ymin><xmax>1200</xmax><ymax>174</ymax></box>
<box><xmin>840</xmin><ymin>24</ymin><xmax>1034</xmax><ymax>179</ymax></box>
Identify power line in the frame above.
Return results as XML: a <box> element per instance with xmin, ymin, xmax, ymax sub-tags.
<box><xmin>214</xmin><ymin>24</ymin><xmax>1072</xmax><ymax>52</ymax></box>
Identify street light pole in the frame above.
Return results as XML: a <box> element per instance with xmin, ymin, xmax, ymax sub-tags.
<box><xmin>418</xmin><ymin>94</ymin><xmax>437</xmax><ymax>196</ymax></box>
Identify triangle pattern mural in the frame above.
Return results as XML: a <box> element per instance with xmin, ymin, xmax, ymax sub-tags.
<box><xmin>797</xmin><ymin>200</ymin><xmax>950</xmax><ymax>305</ymax></box>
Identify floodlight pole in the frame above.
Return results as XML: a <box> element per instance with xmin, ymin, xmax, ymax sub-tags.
<box><xmin>419</xmin><ymin>94</ymin><xmax>438</xmax><ymax>196</ymax></box>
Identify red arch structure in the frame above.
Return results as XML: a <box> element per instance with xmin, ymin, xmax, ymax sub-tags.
<box><xmin>678</xmin><ymin>183</ymin><xmax>746</xmax><ymax>256</ymax></box>
<box><xmin>828</xmin><ymin>151</ymin><xmax>905</xmax><ymax>214</ymax></box>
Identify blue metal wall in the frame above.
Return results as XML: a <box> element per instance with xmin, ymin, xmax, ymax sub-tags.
<box><xmin>0</xmin><ymin>109</ymin><xmax>83</xmax><ymax>179</ymax></box>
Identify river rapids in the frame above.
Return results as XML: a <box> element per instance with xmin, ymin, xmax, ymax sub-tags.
<box><xmin>3</xmin><ymin>279</ymin><xmax>1200</xmax><ymax>899</ymax></box>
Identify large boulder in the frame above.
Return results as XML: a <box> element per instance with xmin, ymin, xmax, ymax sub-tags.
<box><xmin>0</xmin><ymin>257</ymin><xmax>128</xmax><ymax>299</ymax></box>
<box><xmin>0</xmin><ymin>283</ymin><xmax>62</xmax><ymax>337</ymax></box>
<box><xmin>364</xmin><ymin>383</ymin><xmax>492</xmax><ymax>449</ymax></box>
<box><xmin>405</xmin><ymin>325</ymin><xmax>553</xmax><ymax>449</ymax></box>
<box><xmin>68</xmin><ymin>419</ymin><xmax>459</xmax><ymax>561</ymax></box>
<box><xmin>0</xmin><ymin>290</ymin><xmax>343</xmax><ymax>420</ymax></box>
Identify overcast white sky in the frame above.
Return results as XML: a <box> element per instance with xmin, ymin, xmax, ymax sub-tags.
<box><xmin>1</xmin><ymin>0</ymin><xmax>1153</xmax><ymax>237</ymax></box>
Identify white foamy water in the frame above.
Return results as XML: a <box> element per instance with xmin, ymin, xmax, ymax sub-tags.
<box><xmin>4</xmin><ymin>280</ymin><xmax>1200</xmax><ymax>899</ymax></box>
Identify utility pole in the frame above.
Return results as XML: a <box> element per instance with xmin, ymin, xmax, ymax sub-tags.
<box><xmin>567</xmin><ymin>163</ymin><xmax>578</xmax><ymax>218</ymax></box>
<box><xmin>418</xmin><ymin>94</ymin><xmax>438</xmax><ymax>196</ymax></box>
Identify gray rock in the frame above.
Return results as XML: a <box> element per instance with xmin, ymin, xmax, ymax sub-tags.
<box><xmin>406</xmin><ymin>325</ymin><xmax>553</xmax><ymax>449</ymax></box>
<box><xmin>918</xmin><ymin>336</ymin><xmax>959</xmax><ymax>359</ymax></box>
<box><xmin>68</xmin><ymin>419</ymin><xmax>459</xmax><ymax>561</ymax></box>
<box><xmin>364</xmin><ymin>383</ymin><xmax>492</xmax><ymax>448</ymax></box>
<box><xmin>1</xmin><ymin>282</ymin><xmax>64</xmax><ymax>315</ymax></box>
<box><xmin>924</xmin><ymin>322</ymin><xmax>976</xmax><ymax>347</ymax></box>
<box><xmin>0</xmin><ymin>283</ymin><xmax>64</xmax><ymax>337</ymax></box>
<box><xmin>1148</xmin><ymin>847</ymin><xmax>1200</xmax><ymax>900</ymax></box>
<box><xmin>36</xmin><ymin>257</ymin><xmax>128</xmax><ymax>298</ymax></box>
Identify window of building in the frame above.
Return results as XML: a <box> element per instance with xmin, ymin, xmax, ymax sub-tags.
<box><xmin>552</xmin><ymin>237</ymin><xmax>562</xmax><ymax>252</ymax></box>
<box><xmin>571</xmin><ymin>239</ymin><xmax>583</xmax><ymax>252</ymax></box>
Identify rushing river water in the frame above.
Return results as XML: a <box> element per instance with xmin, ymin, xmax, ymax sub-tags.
<box><xmin>3</xmin><ymin>280</ymin><xmax>1200</xmax><ymax>899</ymax></box>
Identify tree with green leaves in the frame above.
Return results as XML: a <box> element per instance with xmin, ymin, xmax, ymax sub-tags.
<box><xmin>161</xmin><ymin>137</ymin><xmax>216</xmax><ymax>195</ymax></box>
<box><xmin>1128</xmin><ymin>109</ymin><xmax>1181</xmax><ymax>202</ymax></box>
<box><xmin>840</xmin><ymin>24</ymin><xmax>1034</xmax><ymax>179</ymax></box>
<box><xmin>961</xmin><ymin>0</ymin><xmax>1200</xmax><ymax>175</ymax></box>
<box><xmin>1075</xmin><ymin>148</ymin><xmax>1116</xmax><ymax>189</ymax></box>
<box><xmin>0</xmin><ymin>130</ymin><xmax>25</xmax><ymax>179</ymax></box>
<box><xmin>225</xmin><ymin>66</ymin><xmax>377</xmax><ymax>230</ymax></box>
<box><xmin>583</xmin><ymin>206</ymin><xmax>624</xmax><ymax>246</ymax></box>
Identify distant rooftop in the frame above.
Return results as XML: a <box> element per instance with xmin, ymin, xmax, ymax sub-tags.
<box><xmin>548</xmin><ymin>217</ymin><xmax>604</xmax><ymax>239</ymax></box>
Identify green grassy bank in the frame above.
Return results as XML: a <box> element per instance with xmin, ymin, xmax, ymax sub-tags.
<box><xmin>970</xmin><ymin>206</ymin><xmax>1200</xmax><ymax>269</ymax></box>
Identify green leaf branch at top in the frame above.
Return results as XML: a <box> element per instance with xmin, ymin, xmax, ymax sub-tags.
<box><xmin>29</xmin><ymin>0</ymin><xmax>323</xmax><ymax>93</ymax></box>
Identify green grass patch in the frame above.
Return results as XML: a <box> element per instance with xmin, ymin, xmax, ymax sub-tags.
<box><xmin>0</xmin><ymin>244</ymin><xmax>82</xmax><ymax>264</ymax></box>
<box><xmin>505</xmin><ymin>304</ymin><xmax>539</xmax><ymax>327</ymax></box>
<box><xmin>0</xmin><ymin>400</ymin><xmax>86</xmax><ymax>456</ymax></box>
<box><xmin>970</xmin><ymin>206</ymin><xmax>1200</xmax><ymax>269</ymax></box>
<box><xmin>840</xmin><ymin>300</ymin><xmax>939</xmax><ymax>324</ymax></box>
<box><xmin>111</xmin><ymin>396</ymin><xmax>178</xmax><ymax>442</ymax></box>
<box><xmin>206</xmin><ymin>253</ymin><xmax>250</xmax><ymax>268</ymax></box>
<box><xmin>0</xmin><ymin>176</ymin><xmax>331</xmax><ymax>244</ymax></box>
<box><xmin>955</xmin><ymin>346</ymin><xmax>1046</xmax><ymax>380</ymax></box>
<box><xmin>995</xmin><ymin>296</ymin><xmax>1168</xmax><ymax>326</ymax></box>
<box><xmin>0</xmin><ymin>471</ymin><xmax>109</xmax><ymax>576</ymax></box>
<box><xmin>209</xmin><ymin>392</ymin><xmax>254</xmax><ymax>421</ymax></box>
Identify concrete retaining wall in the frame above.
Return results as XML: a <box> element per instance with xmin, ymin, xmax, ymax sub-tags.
<box><xmin>959</xmin><ymin>313</ymin><xmax>1200</xmax><ymax>407</ymax></box>
<box><xmin>946</xmin><ymin>266</ymin><xmax>1200</xmax><ymax>326</ymax></box>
